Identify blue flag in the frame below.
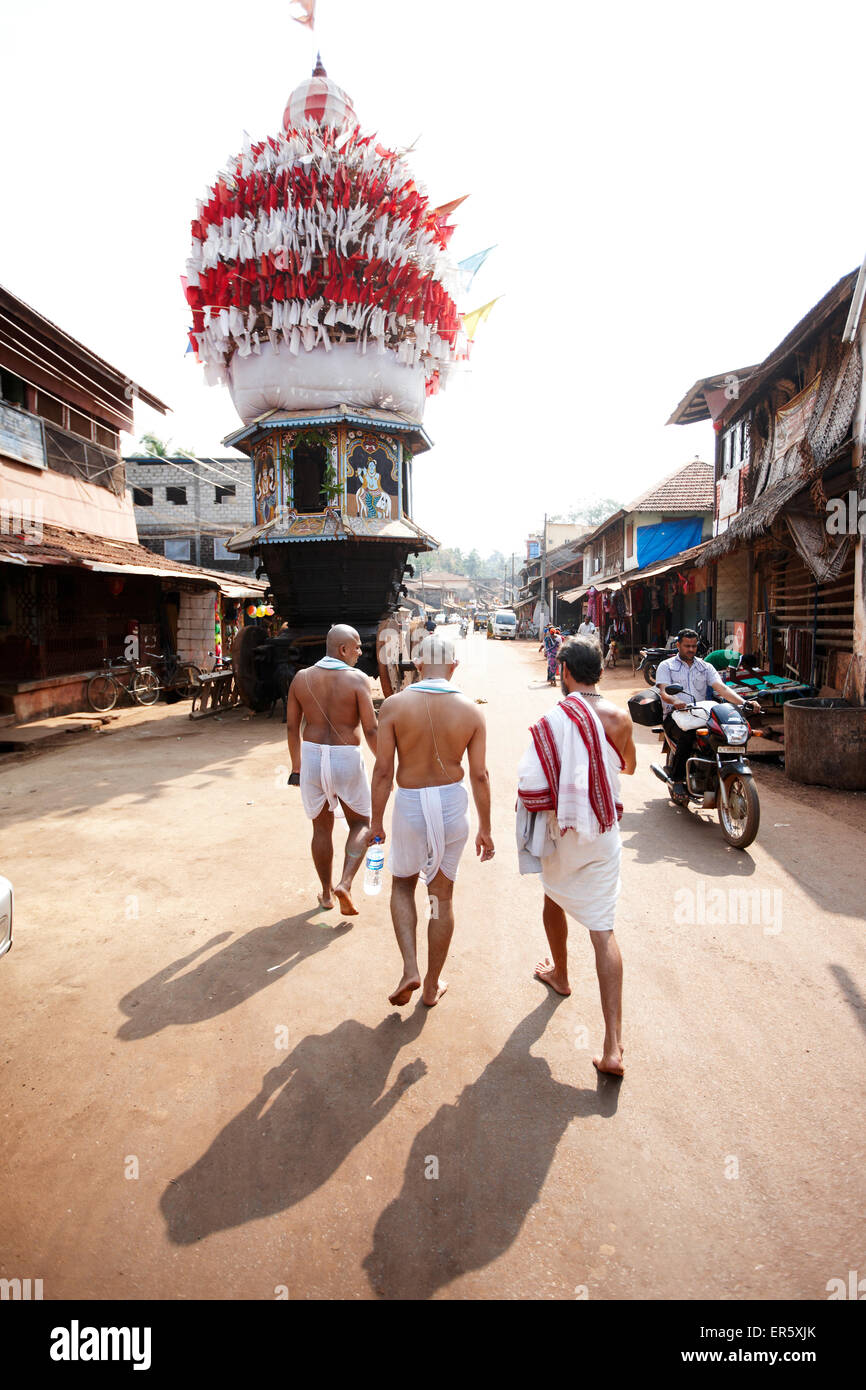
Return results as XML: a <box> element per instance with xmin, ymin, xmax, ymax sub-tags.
<box><xmin>457</xmin><ymin>246</ymin><xmax>496</xmax><ymax>294</ymax></box>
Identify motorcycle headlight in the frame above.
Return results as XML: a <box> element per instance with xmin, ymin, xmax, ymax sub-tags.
<box><xmin>725</xmin><ymin>724</ymin><xmax>749</xmax><ymax>743</ymax></box>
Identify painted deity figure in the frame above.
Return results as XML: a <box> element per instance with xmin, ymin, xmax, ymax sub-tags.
<box><xmin>356</xmin><ymin>461</ymin><xmax>391</xmax><ymax>520</ymax></box>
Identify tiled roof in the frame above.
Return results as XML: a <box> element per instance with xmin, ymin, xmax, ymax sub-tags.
<box><xmin>0</xmin><ymin>522</ymin><xmax>268</xmax><ymax>590</ymax></box>
<box><xmin>628</xmin><ymin>460</ymin><xmax>714</xmax><ymax>513</ymax></box>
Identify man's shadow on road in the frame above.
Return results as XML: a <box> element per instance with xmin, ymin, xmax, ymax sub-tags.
<box><xmin>160</xmin><ymin>1009</ymin><xmax>429</xmax><ymax>1244</ymax></box>
<box><xmin>117</xmin><ymin>910</ymin><xmax>352</xmax><ymax>1040</ymax></box>
<box><xmin>363</xmin><ymin>995</ymin><xmax>620</xmax><ymax>1299</ymax></box>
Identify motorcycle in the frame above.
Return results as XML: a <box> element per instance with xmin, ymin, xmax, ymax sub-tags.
<box><xmin>628</xmin><ymin>683</ymin><xmax>762</xmax><ymax>849</ymax></box>
<box><xmin>637</xmin><ymin>619</ymin><xmax>710</xmax><ymax>687</ymax></box>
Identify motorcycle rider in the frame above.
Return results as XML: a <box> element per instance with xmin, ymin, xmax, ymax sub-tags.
<box><xmin>656</xmin><ymin>629</ymin><xmax>759</xmax><ymax>799</ymax></box>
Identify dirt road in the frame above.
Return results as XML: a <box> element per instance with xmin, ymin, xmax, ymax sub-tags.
<box><xmin>1</xmin><ymin>633</ymin><xmax>864</xmax><ymax>1300</ymax></box>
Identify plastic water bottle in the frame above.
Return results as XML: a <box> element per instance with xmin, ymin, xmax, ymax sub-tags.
<box><xmin>364</xmin><ymin>839</ymin><xmax>385</xmax><ymax>896</ymax></box>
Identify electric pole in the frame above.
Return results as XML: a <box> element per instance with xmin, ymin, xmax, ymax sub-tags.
<box><xmin>540</xmin><ymin>512</ymin><xmax>547</xmax><ymax>626</ymax></box>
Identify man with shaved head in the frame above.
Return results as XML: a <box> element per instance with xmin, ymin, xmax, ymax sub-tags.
<box><xmin>287</xmin><ymin>625</ymin><xmax>378</xmax><ymax>915</ymax></box>
<box><xmin>369</xmin><ymin>634</ymin><xmax>494</xmax><ymax>1007</ymax></box>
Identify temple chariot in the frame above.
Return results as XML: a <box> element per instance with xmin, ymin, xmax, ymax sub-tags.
<box><xmin>183</xmin><ymin>58</ymin><xmax>466</xmax><ymax>709</ymax></box>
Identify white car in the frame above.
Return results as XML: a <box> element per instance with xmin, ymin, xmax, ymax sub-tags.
<box><xmin>434</xmin><ymin>611</ymin><xmax>447</xmax><ymax>625</ymax></box>
<box><xmin>492</xmin><ymin>610</ymin><xmax>518</xmax><ymax>639</ymax></box>
<box><xmin>0</xmin><ymin>875</ymin><xmax>13</xmax><ymax>959</ymax></box>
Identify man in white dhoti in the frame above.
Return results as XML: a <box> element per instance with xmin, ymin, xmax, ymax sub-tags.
<box><xmin>517</xmin><ymin>635</ymin><xmax>635</xmax><ymax>1075</ymax></box>
<box><xmin>287</xmin><ymin>625</ymin><xmax>378</xmax><ymax>915</ymax></box>
<box><xmin>369</xmin><ymin>636</ymin><xmax>494</xmax><ymax>1008</ymax></box>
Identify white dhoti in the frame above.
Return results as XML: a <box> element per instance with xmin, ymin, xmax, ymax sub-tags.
<box><xmin>389</xmin><ymin>783</ymin><xmax>470</xmax><ymax>883</ymax></box>
<box><xmin>299</xmin><ymin>742</ymin><xmax>371</xmax><ymax>820</ymax></box>
<box><xmin>517</xmin><ymin>693</ymin><xmax>624</xmax><ymax>933</ymax></box>
<box><xmin>540</xmin><ymin>822</ymin><xmax>621</xmax><ymax>932</ymax></box>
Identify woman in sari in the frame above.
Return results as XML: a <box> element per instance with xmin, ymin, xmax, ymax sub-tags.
<box><xmin>541</xmin><ymin>625</ymin><xmax>562</xmax><ymax>685</ymax></box>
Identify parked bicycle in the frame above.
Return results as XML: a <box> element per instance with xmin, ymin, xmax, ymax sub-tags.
<box><xmin>144</xmin><ymin>650</ymin><xmax>203</xmax><ymax>699</ymax></box>
<box><xmin>86</xmin><ymin>655</ymin><xmax>161</xmax><ymax>712</ymax></box>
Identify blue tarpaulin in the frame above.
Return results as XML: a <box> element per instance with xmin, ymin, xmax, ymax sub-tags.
<box><xmin>636</xmin><ymin>516</ymin><xmax>704</xmax><ymax>569</ymax></box>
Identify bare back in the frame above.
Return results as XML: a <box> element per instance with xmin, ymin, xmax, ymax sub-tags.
<box><xmin>386</xmin><ymin>688</ymin><xmax>483</xmax><ymax>787</ymax></box>
<box><xmin>289</xmin><ymin>666</ymin><xmax>370</xmax><ymax>746</ymax></box>
<box><xmin>580</xmin><ymin>693</ymin><xmax>636</xmax><ymax>774</ymax></box>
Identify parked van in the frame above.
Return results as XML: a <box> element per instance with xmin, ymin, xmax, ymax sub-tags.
<box><xmin>492</xmin><ymin>609</ymin><xmax>518</xmax><ymax>640</ymax></box>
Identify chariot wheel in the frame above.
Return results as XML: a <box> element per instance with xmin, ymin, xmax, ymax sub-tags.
<box><xmin>232</xmin><ymin>626</ymin><xmax>271</xmax><ymax>711</ymax></box>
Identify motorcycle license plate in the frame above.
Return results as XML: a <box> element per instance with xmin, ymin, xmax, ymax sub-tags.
<box><xmin>719</xmin><ymin>745</ymin><xmax>746</xmax><ymax>754</ymax></box>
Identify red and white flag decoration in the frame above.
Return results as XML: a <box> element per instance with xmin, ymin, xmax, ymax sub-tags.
<box><xmin>184</xmin><ymin>65</ymin><xmax>465</xmax><ymax>393</ymax></box>
<box><xmin>290</xmin><ymin>0</ymin><xmax>316</xmax><ymax>29</ymax></box>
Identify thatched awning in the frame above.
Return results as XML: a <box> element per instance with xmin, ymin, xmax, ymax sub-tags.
<box><xmin>696</xmin><ymin>473</ymin><xmax>809</xmax><ymax>565</ymax></box>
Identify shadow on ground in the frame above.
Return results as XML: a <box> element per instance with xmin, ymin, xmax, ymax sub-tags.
<box><xmin>362</xmin><ymin>995</ymin><xmax>619</xmax><ymax>1299</ymax></box>
<box><xmin>117</xmin><ymin>911</ymin><xmax>351</xmax><ymax>1039</ymax></box>
<box><xmin>160</xmin><ymin>1010</ymin><xmax>429</xmax><ymax>1243</ymax></box>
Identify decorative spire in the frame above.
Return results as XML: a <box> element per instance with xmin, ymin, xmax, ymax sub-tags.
<box><xmin>313</xmin><ymin>52</ymin><xmax>327</xmax><ymax>77</ymax></box>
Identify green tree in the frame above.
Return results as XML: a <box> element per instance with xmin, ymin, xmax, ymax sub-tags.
<box><xmin>549</xmin><ymin>498</ymin><xmax>623</xmax><ymax>528</ymax></box>
<box><xmin>138</xmin><ymin>433</ymin><xmax>196</xmax><ymax>459</ymax></box>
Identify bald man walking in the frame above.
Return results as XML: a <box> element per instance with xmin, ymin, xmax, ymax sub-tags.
<box><xmin>287</xmin><ymin>625</ymin><xmax>378</xmax><ymax>915</ymax></box>
<box><xmin>369</xmin><ymin>635</ymin><xmax>494</xmax><ymax>1007</ymax></box>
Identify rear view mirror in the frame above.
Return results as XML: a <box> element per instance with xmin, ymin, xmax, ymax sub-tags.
<box><xmin>665</xmin><ymin>685</ymin><xmax>683</xmax><ymax>695</ymax></box>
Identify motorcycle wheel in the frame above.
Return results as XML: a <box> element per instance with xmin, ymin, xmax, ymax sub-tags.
<box><xmin>718</xmin><ymin>773</ymin><xmax>760</xmax><ymax>849</ymax></box>
<box><xmin>643</xmin><ymin>661</ymin><xmax>658</xmax><ymax>687</ymax></box>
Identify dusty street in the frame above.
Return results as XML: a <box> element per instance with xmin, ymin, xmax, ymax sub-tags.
<box><xmin>1</xmin><ymin>631</ymin><xmax>864</xmax><ymax>1302</ymax></box>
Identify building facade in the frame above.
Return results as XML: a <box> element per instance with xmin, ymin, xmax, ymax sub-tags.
<box><xmin>671</xmin><ymin>268</ymin><xmax>865</xmax><ymax>699</ymax></box>
<box><xmin>125</xmin><ymin>454</ymin><xmax>257</xmax><ymax>575</ymax></box>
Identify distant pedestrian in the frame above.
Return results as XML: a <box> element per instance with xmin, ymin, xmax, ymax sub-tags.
<box><xmin>540</xmin><ymin>625</ymin><xmax>561</xmax><ymax>684</ymax></box>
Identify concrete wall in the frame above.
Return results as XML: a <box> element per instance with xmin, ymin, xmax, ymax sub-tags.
<box><xmin>127</xmin><ymin>455</ymin><xmax>257</xmax><ymax>575</ymax></box>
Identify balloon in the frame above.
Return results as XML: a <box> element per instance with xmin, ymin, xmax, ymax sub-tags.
<box><xmin>256</xmin><ymin>605</ymin><xmax>266</xmax><ymax>617</ymax></box>
<box><xmin>246</xmin><ymin>605</ymin><xmax>256</xmax><ymax>617</ymax></box>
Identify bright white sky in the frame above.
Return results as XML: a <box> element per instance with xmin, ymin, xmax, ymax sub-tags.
<box><xmin>3</xmin><ymin>1</ymin><xmax>865</xmax><ymax>555</ymax></box>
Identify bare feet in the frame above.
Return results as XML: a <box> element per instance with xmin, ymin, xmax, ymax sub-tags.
<box><xmin>334</xmin><ymin>885</ymin><xmax>358</xmax><ymax>916</ymax></box>
<box><xmin>388</xmin><ymin>975</ymin><xmax>421</xmax><ymax>1006</ymax></box>
<box><xmin>593</xmin><ymin>1049</ymin><xmax>625</xmax><ymax>1077</ymax></box>
<box><xmin>317</xmin><ymin>891</ymin><xmax>334</xmax><ymax>910</ymax></box>
<box><xmin>422</xmin><ymin>979</ymin><xmax>448</xmax><ymax>1007</ymax></box>
<box><xmin>534</xmin><ymin>958</ymin><xmax>571</xmax><ymax>996</ymax></box>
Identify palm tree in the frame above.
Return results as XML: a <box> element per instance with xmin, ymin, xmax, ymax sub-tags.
<box><xmin>138</xmin><ymin>433</ymin><xmax>196</xmax><ymax>459</ymax></box>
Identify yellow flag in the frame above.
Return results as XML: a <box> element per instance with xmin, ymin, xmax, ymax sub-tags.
<box><xmin>462</xmin><ymin>298</ymin><xmax>500</xmax><ymax>340</ymax></box>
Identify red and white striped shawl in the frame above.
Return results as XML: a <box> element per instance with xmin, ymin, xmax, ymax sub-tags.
<box><xmin>519</xmin><ymin>694</ymin><xmax>622</xmax><ymax>832</ymax></box>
